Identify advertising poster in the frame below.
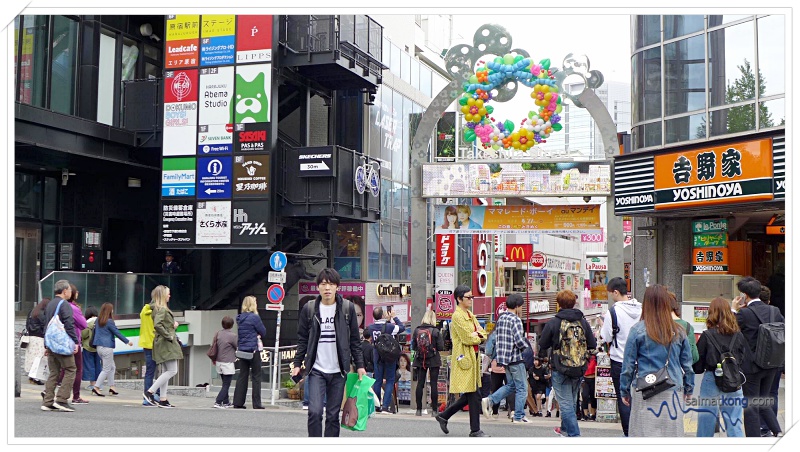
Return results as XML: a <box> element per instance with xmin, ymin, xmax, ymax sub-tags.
<box><xmin>299</xmin><ymin>282</ymin><xmax>367</xmax><ymax>329</ymax></box>
<box><xmin>163</xmin><ymin>69</ymin><xmax>198</xmax><ymax>156</ymax></box>
<box><xmin>235</xmin><ymin>64</ymin><xmax>271</xmax><ymax>123</ymax></box>
<box><xmin>435</xmin><ymin>234</ymin><xmax>455</xmax><ymax>267</ymax></box>
<box><xmin>694</xmin><ymin>306</ymin><xmax>709</xmax><ymax>324</ymax></box>
<box><xmin>233</xmin><ymin>154</ymin><xmax>270</xmax><ymax>197</ymax></box>
<box><xmin>161</xmin><ymin>157</ymin><xmax>196</xmax><ymax>197</ymax></box>
<box><xmin>434</xmin><ymin>205</ymin><xmax>601</xmax><ymax>234</ymax></box>
<box><xmin>160</xmin><ymin>200</ymin><xmax>195</xmax><ymax>245</ymax></box>
<box><xmin>595</xmin><ymin>365</ymin><xmax>616</xmax><ymax>398</ymax></box>
<box><xmin>198</xmin><ymin>123</ymin><xmax>233</xmax><ymax>155</ymax></box>
<box><xmin>435</xmin><ymin>292</ymin><xmax>455</xmax><ymax>320</ymax></box>
<box><xmin>230</xmin><ymin>200</ymin><xmax>270</xmax><ymax>245</ymax></box>
<box><xmin>196</xmin><ymin>201</ymin><xmax>231</xmax><ymax>244</ymax></box>
<box><xmin>587</xmin><ymin>256</ymin><xmax>609</xmax><ymax>303</ymax></box>
<box><xmin>18</xmin><ymin>26</ymin><xmax>34</xmax><ymax>103</ymax></box>
<box><xmin>165</xmin><ymin>15</ymin><xmax>200</xmax><ymax>69</ymax></box>
<box><xmin>236</xmin><ymin>15</ymin><xmax>273</xmax><ymax>63</ymax></box>
<box><xmin>234</xmin><ymin>122</ymin><xmax>269</xmax><ymax>152</ymax></box>
<box><xmin>196</xmin><ymin>157</ymin><xmax>232</xmax><ymax>199</ymax></box>
<box><xmin>198</xmin><ymin>66</ymin><xmax>234</xmax><ymax>129</ymax></box>
<box><xmin>200</xmin><ymin>14</ymin><xmax>235</xmax><ymax>66</ymax></box>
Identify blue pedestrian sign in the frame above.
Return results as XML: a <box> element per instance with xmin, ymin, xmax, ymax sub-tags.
<box><xmin>270</xmin><ymin>251</ymin><xmax>287</xmax><ymax>271</ymax></box>
<box><xmin>267</xmin><ymin>284</ymin><xmax>285</xmax><ymax>304</ymax></box>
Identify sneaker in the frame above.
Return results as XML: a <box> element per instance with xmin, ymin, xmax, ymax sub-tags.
<box><xmin>143</xmin><ymin>399</ymin><xmax>156</xmax><ymax>407</ymax></box>
<box><xmin>302</xmin><ymin>404</ymin><xmax>309</xmax><ymax>410</ymax></box>
<box><xmin>512</xmin><ymin>417</ymin><xmax>530</xmax><ymax>424</ymax></box>
<box><xmin>553</xmin><ymin>427</ymin><xmax>565</xmax><ymax>436</ymax></box>
<box><xmin>491</xmin><ymin>413</ymin><xmax>499</xmax><ymax>421</ymax></box>
<box><xmin>157</xmin><ymin>400</ymin><xmax>174</xmax><ymax>408</ymax></box>
<box><xmin>41</xmin><ymin>404</ymin><xmax>57</xmax><ymax>411</ymax></box>
<box><xmin>213</xmin><ymin>403</ymin><xmax>227</xmax><ymax>409</ymax></box>
<box><xmin>143</xmin><ymin>390</ymin><xmax>157</xmax><ymax>405</ymax></box>
<box><xmin>224</xmin><ymin>403</ymin><xmax>234</xmax><ymax>408</ymax></box>
<box><xmin>480</xmin><ymin>397</ymin><xmax>492</xmax><ymax>419</ymax></box>
<box><xmin>71</xmin><ymin>398</ymin><xmax>90</xmax><ymax>404</ymax></box>
<box><xmin>545</xmin><ymin>411</ymin><xmax>552</xmax><ymax>418</ymax></box>
<box><xmin>469</xmin><ymin>430</ymin><xmax>489</xmax><ymax>437</ymax></box>
<box><xmin>415</xmin><ymin>409</ymin><xmax>422</xmax><ymax>416</ymax></box>
<box><xmin>52</xmin><ymin>401</ymin><xmax>75</xmax><ymax>412</ymax></box>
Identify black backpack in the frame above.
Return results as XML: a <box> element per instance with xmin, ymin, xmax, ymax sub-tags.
<box><xmin>307</xmin><ymin>298</ymin><xmax>351</xmax><ymax>325</ymax></box>
<box><xmin>415</xmin><ymin>328</ymin><xmax>436</xmax><ymax>367</ymax></box>
<box><xmin>749</xmin><ymin>306</ymin><xmax>785</xmax><ymax>369</ymax></box>
<box><xmin>610</xmin><ymin>306</ymin><xmax>620</xmax><ymax>348</ymax></box>
<box><xmin>705</xmin><ymin>331</ymin><xmax>746</xmax><ymax>393</ymax></box>
<box><xmin>375</xmin><ymin>323</ymin><xmax>401</xmax><ymax>364</ymax></box>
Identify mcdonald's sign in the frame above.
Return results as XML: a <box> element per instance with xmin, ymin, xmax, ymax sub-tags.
<box><xmin>504</xmin><ymin>244</ymin><xmax>533</xmax><ymax>262</ymax></box>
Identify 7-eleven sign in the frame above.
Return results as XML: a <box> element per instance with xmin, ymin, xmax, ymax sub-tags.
<box><xmin>436</xmin><ymin>234</ymin><xmax>455</xmax><ymax>267</ymax></box>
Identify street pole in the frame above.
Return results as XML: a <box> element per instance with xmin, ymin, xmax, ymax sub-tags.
<box><xmin>271</xmin><ymin>308</ymin><xmax>281</xmax><ymax>405</ymax></box>
<box><xmin>268</xmin><ymin>252</ymin><xmax>287</xmax><ymax>406</ymax></box>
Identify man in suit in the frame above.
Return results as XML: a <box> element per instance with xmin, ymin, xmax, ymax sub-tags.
<box><xmin>734</xmin><ymin>276</ymin><xmax>784</xmax><ymax>437</ymax></box>
<box><xmin>161</xmin><ymin>251</ymin><xmax>181</xmax><ymax>274</ymax></box>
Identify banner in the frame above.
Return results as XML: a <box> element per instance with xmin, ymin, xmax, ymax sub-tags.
<box><xmin>165</xmin><ymin>15</ymin><xmax>200</xmax><ymax>69</ymax></box>
<box><xmin>198</xmin><ymin>123</ymin><xmax>233</xmax><ymax>155</ymax></box>
<box><xmin>233</xmin><ymin>154</ymin><xmax>270</xmax><ymax>197</ymax></box>
<box><xmin>161</xmin><ymin>157</ymin><xmax>196</xmax><ymax>197</ymax></box>
<box><xmin>196</xmin><ymin>201</ymin><xmax>231</xmax><ymax>244</ymax></box>
<box><xmin>160</xmin><ymin>200</ymin><xmax>195</xmax><ymax>245</ymax></box>
<box><xmin>434</xmin><ymin>205</ymin><xmax>601</xmax><ymax>234</ymax></box>
<box><xmin>197</xmin><ymin>157</ymin><xmax>232</xmax><ymax>199</ymax></box>
<box><xmin>230</xmin><ymin>200</ymin><xmax>270</xmax><ymax>245</ymax></box>
<box><xmin>692</xmin><ymin>247</ymin><xmax>728</xmax><ymax>273</ymax></box>
<box><xmin>236</xmin><ymin>15</ymin><xmax>273</xmax><ymax>63</ymax></box>
<box><xmin>587</xmin><ymin>256</ymin><xmax>608</xmax><ymax>304</ymax></box>
<box><xmin>163</xmin><ymin>69</ymin><xmax>199</xmax><ymax>156</ymax></box>
<box><xmin>235</xmin><ymin>64</ymin><xmax>271</xmax><ymax>123</ymax></box>
<box><xmin>200</xmin><ymin>14</ymin><xmax>235</xmax><ymax>66</ymax></box>
<box><xmin>504</xmin><ymin>244</ymin><xmax>532</xmax><ymax>262</ymax></box>
<box><xmin>435</xmin><ymin>234</ymin><xmax>455</xmax><ymax>267</ymax></box>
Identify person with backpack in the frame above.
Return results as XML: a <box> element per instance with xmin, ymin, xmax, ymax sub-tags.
<box><xmin>291</xmin><ymin>268</ymin><xmax>365</xmax><ymax>437</ymax></box>
<box><xmin>485</xmin><ymin>330</ymin><xmax>514</xmax><ymax>419</ymax></box>
<box><xmin>480</xmin><ymin>294</ymin><xmax>531</xmax><ymax>424</ymax></box>
<box><xmin>619</xmin><ymin>285</ymin><xmax>694</xmax><ymax>437</ymax></box>
<box><xmin>693</xmin><ymin>297</ymin><xmax>747</xmax><ymax>437</ymax></box>
<box><xmin>538</xmin><ymin>290</ymin><xmax>597</xmax><ymax>437</ymax></box>
<box><xmin>598</xmin><ymin>277</ymin><xmax>642</xmax><ymax>436</ymax></box>
<box><xmin>365</xmin><ymin>305</ymin><xmax>405</xmax><ymax>414</ymax></box>
<box><xmin>411</xmin><ymin>309</ymin><xmax>445</xmax><ymax>416</ymax></box>
<box><xmin>734</xmin><ymin>276</ymin><xmax>784</xmax><ymax>437</ymax></box>
<box><xmin>669</xmin><ymin>292</ymin><xmax>699</xmax><ymax>364</ymax></box>
<box><xmin>360</xmin><ymin>329</ymin><xmax>374</xmax><ymax>378</ymax></box>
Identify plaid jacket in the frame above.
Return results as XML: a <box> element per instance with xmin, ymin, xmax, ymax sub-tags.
<box><xmin>494</xmin><ymin>311</ymin><xmax>528</xmax><ymax>366</ymax></box>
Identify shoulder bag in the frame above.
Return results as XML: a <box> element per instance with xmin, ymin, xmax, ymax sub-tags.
<box><xmin>44</xmin><ymin>300</ymin><xmax>76</xmax><ymax>355</ymax></box>
<box><xmin>634</xmin><ymin>344</ymin><xmax>675</xmax><ymax>400</ymax></box>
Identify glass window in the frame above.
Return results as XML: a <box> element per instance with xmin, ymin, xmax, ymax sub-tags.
<box><xmin>664</xmin><ymin>15</ymin><xmax>704</xmax><ymax>40</ymax></box>
<box><xmin>666</xmin><ymin>113</ymin><xmax>707</xmax><ymax>144</ymax></box>
<box><xmin>15</xmin><ymin>172</ymin><xmax>40</xmax><ymax>219</ymax></box>
<box><xmin>420</xmin><ymin>65</ymin><xmax>432</xmax><ymax>98</ymax></box>
<box><xmin>664</xmin><ymin>35</ymin><xmax>706</xmax><ymax>116</ymax></box>
<box><xmin>14</xmin><ymin>16</ymin><xmax>20</xmax><ymax>88</ymax></box>
<box><xmin>379</xmin><ymin>87</ymin><xmax>393</xmax><ymax>164</ymax></box>
<box><xmin>632</xmin><ymin>122</ymin><xmax>662</xmax><ymax>150</ymax></box>
<box><xmin>382</xmin><ymin>37</ymin><xmax>390</xmax><ymax>67</ymax></box>
<box><xmin>145</xmin><ymin>62</ymin><xmax>159</xmax><ymax>80</ymax></box>
<box><xmin>391</xmin><ymin>253</ymin><xmax>402</xmax><ymax>280</ymax></box>
<box><xmin>19</xmin><ymin>15</ymin><xmax>50</xmax><ymax>107</ymax></box>
<box><xmin>708</xmin><ymin>15</ymin><xmax>752</xmax><ymax>28</ymax></box>
<box><xmin>50</xmin><ymin>16</ymin><xmax>79</xmax><ymax>115</ymax></box>
<box><xmin>432</xmin><ymin>72</ymin><xmax>448</xmax><ymax>97</ymax></box>
<box><xmin>392</xmin><ymin>182</ymin><xmax>403</xmax><ymax>223</ymax></box>
<box><xmin>390</xmin><ymin>43</ymin><xmax>401</xmax><ymax>78</ymax></box>
<box><xmin>410</xmin><ymin>58</ymin><xmax>419</xmax><ymax>90</ymax></box>
<box><xmin>380</xmin><ymin>178</ymin><xmax>392</xmax><ymax>218</ymax></box>
<box><xmin>368</xmin><ymin>223</ymin><xmax>380</xmax><ymax>279</ymax></box>
<box><xmin>97</xmin><ymin>29</ymin><xmax>117</xmax><ymax>125</ymax></box>
<box><xmin>355</xmin><ymin>15</ymin><xmax>368</xmax><ymax>50</ymax></box>
<box><xmin>757</xmin><ymin>15</ymin><xmax>785</xmax><ymax>97</ymax></box>
<box><xmin>709</xmin><ymin>103</ymin><xmax>755</xmax><ymax>137</ymax></box>
<box><xmin>369</xmin><ymin>86</ymin><xmax>382</xmax><ymax>158</ymax></box>
<box><xmin>401</xmin><ymin>50</ymin><xmax>411</xmax><ymax>85</ymax></box>
<box><xmin>632</xmin><ymin>47</ymin><xmax>661</xmax><ymax>122</ymax></box>
<box><xmin>759</xmin><ymin>98</ymin><xmax>784</xmax><ymax>129</ymax></box>
<box><xmin>633</xmin><ymin>15</ymin><xmax>660</xmax><ymax>49</ymax></box>
<box><xmin>391</xmin><ymin>90</ymin><xmax>404</xmax><ymax>181</ymax></box>
<box><xmin>708</xmin><ymin>21</ymin><xmax>755</xmax><ymax>108</ymax></box>
<box><xmin>380</xmin><ymin>229</ymin><xmax>391</xmax><ymax>279</ymax></box>
<box><xmin>402</xmin><ymin>96</ymin><xmax>412</xmax><ymax>184</ymax></box>
<box><xmin>143</xmin><ymin>44</ymin><xmax>159</xmax><ymax>60</ymax></box>
<box><xmin>43</xmin><ymin>176</ymin><xmax>58</xmax><ymax>220</ymax></box>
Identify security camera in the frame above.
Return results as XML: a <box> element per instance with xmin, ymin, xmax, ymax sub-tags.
<box><xmin>62</xmin><ymin>169</ymin><xmax>69</xmax><ymax>186</ymax></box>
<box><xmin>583</xmin><ymin>196</ymin><xmax>591</xmax><ymax>203</ymax></box>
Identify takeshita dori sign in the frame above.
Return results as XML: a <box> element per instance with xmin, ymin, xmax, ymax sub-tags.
<box><xmin>434</xmin><ymin>204</ymin><xmax>601</xmax><ymax>234</ymax></box>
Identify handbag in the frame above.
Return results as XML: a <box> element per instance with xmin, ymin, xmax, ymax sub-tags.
<box><xmin>44</xmin><ymin>300</ymin><xmax>76</xmax><ymax>355</ymax></box>
<box><xmin>20</xmin><ymin>329</ymin><xmax>30</xmax><ymax>349</ymax></box>
<box><xmin>28</xmin><ymin>355</ymin><xmax>50</xmax><ymax>381</ymax></box>
<box><xmin>206</xmin><ymin>331</ymin><xmax>219</xmax><ymax>362</ymax></box>
<box><xmin>634</xmin><ymin>345</ymin><xmax>675</xmax><ymax>400</ymax></box>
<box><xmin>235</xmin><ymin>350</ymin><xmax>254</xmax><ymax>360</ymax></box>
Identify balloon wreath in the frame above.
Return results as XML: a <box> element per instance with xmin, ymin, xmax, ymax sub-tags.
<box><xmin>460</xmin><ymin>53</ymin><xmax>563</xmax><ymax>151</ymax></box>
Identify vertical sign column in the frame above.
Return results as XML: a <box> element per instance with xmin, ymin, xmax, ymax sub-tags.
<box><xmin>434</xmin><ymin>234</ymin><xmax>456</xmax><ymax>320</ymax></box>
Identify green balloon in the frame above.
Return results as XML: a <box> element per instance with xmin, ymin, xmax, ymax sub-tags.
<box><xmin>555</xmin><ymin>104</ymin><xmax>563</xmax><ymax>114</ymax></box>
<box><xmin>552</xmin><ymin>123</ymin><xmax>563</xmax><ymax>132</ymax></box>
<box><xmin>485</xmin><ymin>105</ymin><xmax>494</xmax><ymax>114</ymax></box>
<box><xmin>459</xmin><ymin>96</ymin><xmax>469</xmax><ymax>106</ymax></box>
<box><xmin>540</xmin><ymin>59</ymin><xmax>551</xmax><ymax>70</ymax></box>
<box><xmin>556</xmin><ymin>96</ymin><xmax>561</xmax><ymax>103</ymax></box>
<box><xmin>494</xmin><ymin>56</ymin><xmax>503</xmax><ymax>64</ymax></box>
<box><xmin>469</xmin><ymin>75</ymin><xmax>479</xmax><ymax>84</ymax></box>
<box><xmin>504</xmin><ymin>119</ymin><xmax>515</xmax><ymax>133</ymax></box>
<box><xmin>503</xmin><ymin>54</ymin><xmax>514</xmax><ymax>65</ymax></box>
<box><xmin>514</xmin><ymin>55</ymin><xmax>523</xmax><ymax>63</ymax></box>
<box><xmin>464</xmin><ymin>129</ymin><xmax>476</xmax><ymax>142</ymax></box>
<box><xmin>528</xmin><ymin>111</ymin><xmax>534</xmax><ymax>119</ymax></box>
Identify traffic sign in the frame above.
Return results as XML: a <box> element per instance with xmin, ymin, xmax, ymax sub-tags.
<box><xmin>530</xmin><ymin>252</ymin><xmax>546</xmax><ymax>269</ymax></box>
<box><xmin>270</xmin><ymin>251</ymin><xmax>287</xmax><ymax>271</ymax></box>
<box><xmin>268</xmin><ymin>271</ymin><xmax>287</xmax><ymax>283</ymax></box>
<box><xmin>267</xmin><ymin>284</ymin><xmax>285</xmax><ymax>304</ymax></box>
<box><xmin>265</xmin><ymin>304</ymin><xmax>284</xmax><ymax>311</ymax></box>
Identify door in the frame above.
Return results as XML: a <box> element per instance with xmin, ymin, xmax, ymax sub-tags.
<box><xmin>106</xmin><ymin>218</ymin><xmax>144</xmax><ymax>273</ymax></box>
<box><xmin>15</xmin><ymin>224</ymin><xmax>41</xmax><ymax>313</ymax></box>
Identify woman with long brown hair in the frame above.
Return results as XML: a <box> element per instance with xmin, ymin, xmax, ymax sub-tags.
<box><xmin>693</xmin><ymin>297</ymin><xmax>747</xmax><ymax>437</ymax></box>
<box><xmin>619</xmin><ymin>284</ymin><xmax>694</xmax><ymax>436</ymax></box>
<box><xmin>91</xmin><ymin>302</ymin><xmax>133</xmax><ymax>396</ymax></box>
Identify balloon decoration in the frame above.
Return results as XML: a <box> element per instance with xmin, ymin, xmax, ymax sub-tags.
<box><xmin>460</xmin><ymin>53</ymin><xmax>563</xmax><ymax>151</ymax></box>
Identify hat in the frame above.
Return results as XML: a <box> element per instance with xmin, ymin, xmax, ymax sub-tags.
<box><xmin>165</xmin><ymin>251</ymin><xmax>173</xmax><ymax>257</ymax></box>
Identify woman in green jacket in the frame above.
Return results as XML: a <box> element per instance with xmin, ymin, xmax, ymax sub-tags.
<box><xmin>143</xmin><ymin>285</ymin><xmax>183</xmax><ymax>408</ymax></box>
<box><xmin>669</xmin><ymin>292</ymin><xmax>700</xmax><ymax>364</ymax></box>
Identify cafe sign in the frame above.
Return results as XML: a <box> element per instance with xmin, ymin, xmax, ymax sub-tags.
<box><xmin>654</xmin><ymin>138</ymin><xmax>773</xmax><ymax>210</ymax></box>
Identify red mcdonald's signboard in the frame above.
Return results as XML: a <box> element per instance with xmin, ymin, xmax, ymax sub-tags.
<box><xmin>504</xmin><ymin>244</ymin><xmax>533</xmax><ymax>262</ymax></box>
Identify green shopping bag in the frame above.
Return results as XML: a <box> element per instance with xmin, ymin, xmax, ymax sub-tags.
<box><xmin>341</xmin><ymin>373</ymin><xmax>376</xmax><ymax>431</ymax></box>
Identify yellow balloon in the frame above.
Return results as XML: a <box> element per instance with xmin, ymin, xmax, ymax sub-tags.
<box><xmin>530</xmin><ymin>91</ymin><xmax>538</xmax><ymax>99</ymax></box>
<box><xmin>512</xmin><ymin>141</ymin><xmax>521</xmax><ymax>148</ymax></box>
<box><xmin>544</xmin><ymin>93</ymin><xmax>552</xmax><ymax>101</ymax></box>
<box><xmin>467</xmin><ymin>98</ymin><xmax>476</xmax><ymax>106</ymax></box>
<box><xmin>465</xmin><ymin>114</ymin><xmax>473</xmax><ymax>121</ymax></box>
<box><xmin>461</xmin><ymin>106</ymin><xmax>469</xmax><ymax>114</ymax></box>
<box><xmin>479</xmin><ymin>108</ymin><xmax>487</xmax><ymax>116</ymax></box>
<box><xmin>511</xmin><ymin>132</ymin><xmax>520</xmax><ymax>141</ymax></box>
<box><xmin>475</xmin><ymin>99</ymin><xmax>484</xmax><ymax>108</ymax></box>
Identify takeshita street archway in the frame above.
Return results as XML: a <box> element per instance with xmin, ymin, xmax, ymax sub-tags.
<box><xmin>409</xmin><ymin>24</ymin><xmax>624</xmax><ymax>324</ymax></box>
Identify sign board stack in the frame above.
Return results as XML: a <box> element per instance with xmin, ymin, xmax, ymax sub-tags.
<box><xmin>594</xmin><ymin>351</ymin><xmax>618</xmax><ymax>422</ymax></box>
<box><xmin>267</xmin><ymin>251</ymin><xmax>287</xmax><ymax>405</ymax></box>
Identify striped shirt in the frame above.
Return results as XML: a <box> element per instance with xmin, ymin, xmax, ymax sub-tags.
<box><xmin>494</xmin><ymin>311</ymin><xmax>528</xmax><ymax>366</ymax></box>
<box><xmin>313</xmin><ymin>302</ymin><xmax>340</xmax><ymax>373</ymax></box>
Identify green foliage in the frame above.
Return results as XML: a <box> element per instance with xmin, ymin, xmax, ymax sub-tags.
<box><xmin>521</xmin><ymin>163</ymin><xmax>557</xmax><ymax>172</ymax></box>
<box><xmin>488</xmin><ymin>163</ymin><xmax>503</xmax><ymax>174</ymax></box>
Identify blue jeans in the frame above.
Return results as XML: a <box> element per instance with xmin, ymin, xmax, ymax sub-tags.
<box><xmin>373</xmin><ymin>356</ymin><xmax>397</xmax><ymax>410</ymax></box>
<box><xmin>488</xmin><ymin>362</ymin><xmax>528</xmax><ymax>420</ymax></box>
<box><xmin>551</xmin><ymin>370</ymin><xmax>582</xmax><ymax>437</ymax></box>
<box><xmin>307</xmin><ymin>369</ymin><xmax>345</xmax><ymax>437</ymax></box>
<box><xmin>303</xmin><ymin>374</ymin><xmax>326</xmax><ymax>407</ymax></box>
<box><xmin>143</xmin><ymin>349</ymin><xmax>159</xmax><ymax>396</ymax></box>
<box><xmin>696</xmin><ymin>372</ymin><xmax>745</xmax><ymax>437</ymax></box>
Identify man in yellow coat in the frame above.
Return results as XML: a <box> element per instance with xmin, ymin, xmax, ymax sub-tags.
<box><xmin>435</xmin><ymin>285</ymin><xmax>489</xmax><ymax>437</ymax></box>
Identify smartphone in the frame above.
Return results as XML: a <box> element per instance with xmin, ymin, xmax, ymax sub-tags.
<box><xmin>291</xmin><ymin>372</ymin><xmax>303</xmax><ymax>384</ymax></box>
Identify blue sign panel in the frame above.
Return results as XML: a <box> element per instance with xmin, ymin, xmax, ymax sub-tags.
<box><xmin>270</xmin><ymin>251</ymin><xmax>287</xmax><ymax>271</ymax></box>
<box><xmin>528</xmin><ymin>269</ymin><xmax>548</xmax><ymax>279</ymax></box>
<box><xmin>197</xmin><ymin>156</ymin><xmax>232</xmax><ymax>199</ymax></box>
<box><xmin>200</xmin><ymin>36</ymin><xmax>235</xmax><ymax>66</ymax></box>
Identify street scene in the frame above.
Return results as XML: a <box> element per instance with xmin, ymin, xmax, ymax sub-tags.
<box><xmin>12</xmin><ymin>11</ymin><xmax>786</xmax><ymax>441</ymax></box>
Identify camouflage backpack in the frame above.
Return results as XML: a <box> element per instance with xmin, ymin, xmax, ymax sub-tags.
<box><xmin>552</xmin><ymin>318</ymin><xmax>589</xmax><ymax>378</ymax></box>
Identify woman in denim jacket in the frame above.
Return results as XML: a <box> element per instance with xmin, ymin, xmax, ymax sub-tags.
<box><xmin>620</xmin><ymin>284</ymin><xmax>694</xmax><ymax>437</ymax></box>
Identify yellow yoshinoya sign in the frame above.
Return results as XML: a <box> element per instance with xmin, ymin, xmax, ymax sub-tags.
<box><xmin>654</xmin><ymin>138</ymin><xmax>774</xmax><ymax>210</ymax></box>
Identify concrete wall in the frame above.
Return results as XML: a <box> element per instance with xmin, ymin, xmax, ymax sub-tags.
<box><xmin>632</xmin><ymin>222</ymin><xmax>657</xmax><ymax>303</ymax></box>
<box><xmin>184</xmin><ymin>309</ymin><xmax>238</xmax><ymax>386</ymax></box>
<box><xmin>658</xmin><ymin>218</ymin><xmax>693</xmax><ymax>302</ymax></box>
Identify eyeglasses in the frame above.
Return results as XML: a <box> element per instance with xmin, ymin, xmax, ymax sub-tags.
<box><xmin>462</xmin><ymin>295</ymin><xmax>474</xmax><ymax>299</ymax></box>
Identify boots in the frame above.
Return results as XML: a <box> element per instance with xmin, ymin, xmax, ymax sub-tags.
<box><xmin>415</xmin><ymin>409</ymin><xmax>422</xmax><ymax>416</ymax></box>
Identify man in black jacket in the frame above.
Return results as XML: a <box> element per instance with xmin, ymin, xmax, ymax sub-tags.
<box><xmin>292</xmin><ymin>268</ymin><xmax>365</xmax><ymax>437</ymax></box>
<box><xmin>361</xmin><ymin>329</ymin><xmax>374</xmax><ymax>377</ymax></box>
<box><xmin>734</xmin><ymin>276</ymin><xmax>784</xmax><ymax>437</ymax></box>
<box><xmin>41</xmin><ymin>280</ymin><xmax>79</xmax><ymax>412</ymax></box>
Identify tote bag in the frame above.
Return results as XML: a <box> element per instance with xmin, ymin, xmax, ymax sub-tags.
<box><xmin>44</xmin><ymin>300</ymin><xmax>76</xmax><ymax>355</ymax></box>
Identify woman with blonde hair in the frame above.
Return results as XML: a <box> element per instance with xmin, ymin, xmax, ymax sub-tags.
<box><xmin>232</xmin><ymin>295</ymin><xmax>267</xmax><ymax>409</ymax></box>
<box><xmin>411</xmin><ymin>309</ymin><xmax>445</xmax><ymax>416</ymax></box>
<box><xmin>620</xmin><ymin>284</ymin><xmax>694</xmax><ymax>437</ymax></box>
<box><xmin>694</xmin><ymin>297</ymin><xmax>748</xmax><ymax>437</ymax></box>
<box><xmin>143</xmin><ymin>285</ymin><xmax>183</xmax><ymax>408</ymax></box>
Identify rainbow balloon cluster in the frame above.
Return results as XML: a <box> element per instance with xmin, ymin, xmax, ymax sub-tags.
<box><xmin>460</xmin><ymin>53</ymin><xmax>563</xmax><ymax>151</ymax></box>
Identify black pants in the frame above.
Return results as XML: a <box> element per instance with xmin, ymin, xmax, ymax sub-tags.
<box><xmin>610</xmin><ymin>359</ymin><xmax>631</xmax><ymax>436</ymax></box>
<box><xmin>307</xmin><ymin>368</ymin><xmax>346</xmax><ymax>437</ymax></box>
<box><xmin>581</xmin><ymin>377</ymin><xmax>597</xmax><ymax>411</ymax></box>
<box><xmin>216</xmin><ymin>374</ymin><xmax>232</xmax><ymax>404</ymax></box>
<box><xmin>415</xmin><ymin>366</ymin><xmax>440</xmax><ymax>410</ymax></box>
<box><xmin>490</xmin><ymin>372</ymin><xmax>514</xmax><ymax>414</ymax></box>
<box><xmin>743</xmin><ymin>367</ymin><xmax>781</xmax><ymax>437</ymax></box>
<box><xmin>440</xmin><ymin>391</ymin><xmax>482</xmax><ymax>433</ymax></box>
<box><xmin>232</xmin><ymin>352</ymin><xmax>262</xmax><ymax>408</ymax></box>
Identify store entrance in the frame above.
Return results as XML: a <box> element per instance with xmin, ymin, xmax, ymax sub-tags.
<box><xmin>736</xmin><ymin>211</ymin><xmax>785</xmax><ymax>315</ymax></box>
<box><xmin>15</xmin><ymin>223</ymin><xmax>41</xmax><ymax>313</ymax></box>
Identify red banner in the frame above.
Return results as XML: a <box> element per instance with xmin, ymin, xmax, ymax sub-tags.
<box><xmin>236</xmin><ymin>15</ymin><xmax>273</xmax><ymax>63</ymax></box>
<box><xmin>504</xmin><ymin>244</ymin><xmax>532</xmax><ymax>262</ymax></box>
<box><xmin>436</xmin><ymin>234</ymin><xmax>455</xmax><ymax>267</ymax></box>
